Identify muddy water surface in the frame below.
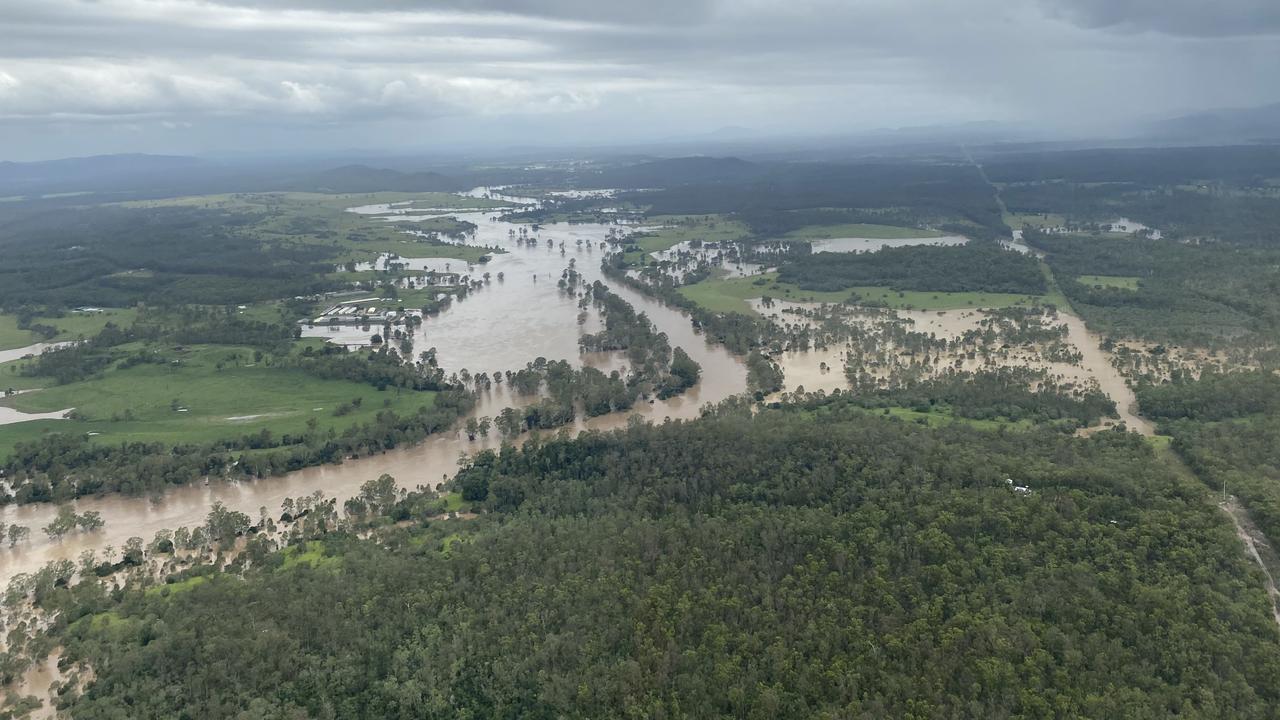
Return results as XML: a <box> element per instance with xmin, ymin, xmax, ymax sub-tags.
<box><xmin>809</xmin><ymin>235</ymin><xmax>968</xmax><ymax>253</ymax></box>
<box><xmin>0</xmin><ymin>191</ymin><xmax>746</xmax><ymax>584</ymax></box>
<box><xmin>0</xmin><ymin>342</ymin><xmax>69</xmax><ymax>366</ymax></box>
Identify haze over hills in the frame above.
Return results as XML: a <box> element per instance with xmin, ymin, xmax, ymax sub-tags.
<box><xmin>3</xmin><ymin>99</ymin><xmax>1278</xmax><ymax>190</ymax></box>
<box><xmin>1143</xmin><ymin>103</ymin><xmax>1280</xmax><ymax>144</ymax></box>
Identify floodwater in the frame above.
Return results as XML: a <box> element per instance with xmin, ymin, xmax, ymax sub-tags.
<box><xmin>749</xmin><ymin>297</ymin><xmax>1152</xmax><ymax>435</ymax></box>
<box><xmin>1057</xmin><ymin>312</ymin><xmax>1153</xmax><ymax>435</ymax></box>
<box><xmin>648</xmin><ymin>241</ymin><xmax>767</xmax><ymax>280</ymax></box>
<box><xmin>0</xmin><ymin>342</ymin><xmax>69</xmax><ymax>366</ymax></box>
<box><xmin>0</xmin><ymin>406</ymin><xmax>71</xmax><ymax>427</ymax></box>
<box><xmin>771</xmin><ymin>345</ymin><xmax>848</xmax><ymax>395</ymax></box>
<box><xmin>348</xmin><ymin>253</ymin><xmax>470</xmax><ymax>274</ymax></box>
<box><xmin>0</xmin><ymin>190</ymin><xmax>746</xmax><ymax>585</ymax></box>
<box><xmin>14</xmin><ymin>652</ymin><xmax>59</xmax><ymax>720</ymax></box>
<box><xmin>1001</xmin><ymin>231</ymin><xmax>1039</xmax><ymax>256</ymax></box>
<box><xmin>0</xmin><ymin>188</ymin><xmax>1152</xmax><ymax>585</ymax></box>
<box><xmin>809</xmin><ymin>235</ymin><xmax>967</xmax><ymax>253</ymax></box>
<box><xmin>1106</xmin><ymin>218</ymin><xmax>1162</xmax><ymax>239</ymax></box>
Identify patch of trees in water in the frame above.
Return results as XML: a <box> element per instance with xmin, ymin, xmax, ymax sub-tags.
<box><xmin>837</xmin><ymin>366</ymin><xmax>1116</xmax><ymax>429</ymax></box>
<box><xmin>602</xmin><ymin>258</ymin><xmax>779</xmax><ymax>355</ymax></box>
<box><xmin>479</xmin><ymin>282</ymin><xmax>704</xmax><ymax>438</ymax></box>
<box><xmin>777</xmin><ymin>241</ymin><xmax>1047</xmax><ymax>295</ymax></box>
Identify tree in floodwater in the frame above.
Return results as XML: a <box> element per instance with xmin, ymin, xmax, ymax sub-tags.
<box><xmin>205</xmin><ymin>502</ymin><xmax>250</xmax><ymax>551</ymax></box>
<box><xmin>6</xmin><ymin>525</ymin><xmax>27</xmax><ymax>547</ymax></box>
<box><xmin>42</xmin><ymin>505</ymin><xmax>104</xmax><ymax>539</ymax></box>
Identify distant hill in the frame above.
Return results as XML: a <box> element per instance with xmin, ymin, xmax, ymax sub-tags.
<box><xmin>1143</xmin><ymin>103</ymin><xmax>1280</xmax><ymax>144</ymax></box>
<box><xmin>981</xmin><ymin>144</ymin><xmax>1280</xmax><ymax>185</ymax></box>
<box><xmin>296</xmin><ymin>164</ymin><xmax>462</xmax><ymax>193</ymax></box>
<box><xmin>0</xmin><ymin>153</ymin><xmax>206</xmax><ymax>196</ymax></box>
<box><xmin>0</xmin><ymin>156</ymin><xmax>470</xmax><ymax>201</ymax></box>
<box><xmin>587</xmin><ymin>156</ymin><xmax>765</xmax><ymax>189</ymax></box>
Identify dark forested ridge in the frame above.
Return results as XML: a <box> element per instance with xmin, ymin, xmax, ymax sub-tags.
<box><xmin>982</xmin><ymin>145</ymin><xmax>1280</xmax><ymax>185</ymax></box>
<box><xmin>34</xmin><ymin>405</ymin><xmax>1280</xmax><ymax>718</ymax></box>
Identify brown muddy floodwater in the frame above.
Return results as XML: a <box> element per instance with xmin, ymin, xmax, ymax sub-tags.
<box><xmin>0</xmin><ymin>190</ymin><xmax>746</xmax><ymax>585</ymax></box>
<box><xmin>808</xmin><ymin>235</ymin><xmax>968</xmax><ymax>254</ymax></box>
<box><xmin>750</xmin><ymin>299</ymin><xmax>1152</xmax><ymax>436</ymax></box>
<box><xmin>0</xmin><ymin>192</ymin><xmax>1150</xmax><ymax>585</ymax></box>
<box><xmin>0</xmin><ymin>342</ymin><xmax>69</xmax><ymax>366</ymax></box>
<box><xmin>1058</xmin><ymin>312</ymin><xmax>1153</xmax><ymax>435</ymax></box>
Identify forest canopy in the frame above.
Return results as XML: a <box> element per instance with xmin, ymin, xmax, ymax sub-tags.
<box><xmin>40</xmin><ymin>405</ymin><xmax>1280</xmax><ymax>718</ymax></box>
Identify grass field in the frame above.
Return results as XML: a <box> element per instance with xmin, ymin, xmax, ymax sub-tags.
<box><xmin>0</xmin><ymin>358</ymin><xmax>55</xmax><ymax>392</ymax></box>
<box><xmin>634</xmin><ymin>215</ymin><xmax>752</xmax><ymax>253</ymax></box>
<box><xmin>279</xmin><ymin>541</ymin><xmax>342</xmax><ymax>571</ymax></box>
<box><xmin>0</xmin><ymin>342</ymin><xmax>437</xmax><ymax>459</ymax></box>
<box><xmin>1004</xmin><ymin>212</ymin><xmax>1067</xmax><ymax>230</ymax></box>
<box><xmin>0</xmin><ymin>309</ymin><xmax>138</xmax><ymax>351</ymax></box>
<box><xmin>352</xmin><ymin>239</ymin><xmax>493</xmax><ymax>263</ymax></box>
<box><xmin>875</xmin><ymin>406</ymin><xmax>1037</xmax><ymax>432</ymax></box>
<box><xmin>0</xmin><ymin>316</ymin><xmax>35</xmax><ymax>350</ymax></box>
<box><xmin>1077</xmin><ymin>274</ymin><xmax>1140</xmax><ymax>290</ymax></box>
<box><xmin>678</xmin><ymin>272</ymin><xmax>1046</xmax><ymax>316</ymax></box>
<box><xmin>1035</xmin><ymin>263</ymin><xmax>1073</xmax><ymax>309</ymax></box>
<box><xmin>783</xmin><ymin>223</ymin><xmax>943</xmax><ymax>240</ymax></box>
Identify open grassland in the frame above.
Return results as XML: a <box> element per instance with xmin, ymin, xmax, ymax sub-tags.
<box><xmin>782</xmin><ymin>223</ymin><xmax>943</xmax><ymax>240</ymax></box>
<box><xmin>868</xmin><ymin>406</ymin><xmax>1037</xmax><ymax>432</ymax></box>
<box><xmin>1035</xmin><ymin>262</ymin><xmax>1073</xmax><ymax>308</ymax></box>
<box><xmin>0</xmin><ymin>342</ymin><xmax>436</xmax><ymax>459</ymax></box>
<box><xmin>0</xmin><ymin>309</ymin><xmax>137</xmax><ymax>351</ymax></box>
<box><xmin>1077</xmin><ymin>274</ymin><xmax>1141</xmax><ymax>290</ymax></box>
<box><xmin>678</xmin><ymin>272</ymin><xmax>1046</xmax><ymax>316</ymax></box>
<box><xmin>634</xmin><ymin>215</ymin><xmax>752</xmax><ymax>253</ymax></box>
<box><xmin>1004</xmin><ymin>212</ymin><xmax>1067</xmax><ymax>230</ymax></box>
<box><xmin>0</xmin><ymin>317</ymin><xmax>36</xmax><ymax>351</ymax></box>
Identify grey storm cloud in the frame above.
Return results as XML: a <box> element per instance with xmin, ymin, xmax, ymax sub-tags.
<box><xmin>1043</xmin><ymin>0</ymin><xmax>1280</xmax><ymax>37</ymax></box>
<box><xmin>210</xmin><ymin>0</ymin><xmax>719</xmax><ymax>24</ymax></box>
<box><xmin>0</xmin><ymin>0</ymin><xmax>1277</xmax><ymax>159</ymax></box>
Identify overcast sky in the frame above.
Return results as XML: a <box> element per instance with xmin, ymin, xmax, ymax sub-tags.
<box><xmin>1</xmin><ymin>0</ymin><xmax>1277</xmax><ymax>161</ymax></box>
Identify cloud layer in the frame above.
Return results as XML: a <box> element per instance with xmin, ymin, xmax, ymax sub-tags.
<box><xmin>0</xmin><ymin>0</ymin><xmax>1277</xmax><ymax>159</ymax></box>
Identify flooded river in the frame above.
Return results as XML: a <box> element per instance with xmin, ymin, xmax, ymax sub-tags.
<box><xmin>0</xmin><ymin>191</ymin><xmax>1155</xmax><ymax>584</ymax></box>
<box><xmin>0</xmin><ymin>190</ymin><xmax>746</xmax><ymax>583</ymax></box>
